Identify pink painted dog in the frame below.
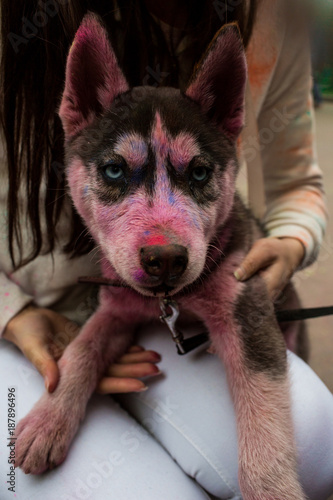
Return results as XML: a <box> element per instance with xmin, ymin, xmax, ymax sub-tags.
<box><xmin>14</xmin><ymin>13</ymin><xmax>306</xmax><ymax>499</ymax></box>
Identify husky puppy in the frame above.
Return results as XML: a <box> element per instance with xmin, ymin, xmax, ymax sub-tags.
<box><xmin>14</xmin><ymin>13</ymin><xmax>305</xmax><ymax>499</ymax></box>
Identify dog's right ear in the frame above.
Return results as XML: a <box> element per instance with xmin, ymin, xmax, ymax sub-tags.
<box><xmin>59</xmin><ymin>12</ymin><xmax>129</xmax><ymax>139</ymax></box>
<box><xmin>184</xmin><ymin>24</ymin><xmax>247</xmax><ymax>140</ymax></box>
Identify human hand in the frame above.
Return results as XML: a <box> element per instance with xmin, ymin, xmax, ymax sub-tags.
<box><xmin>3</xmin><ymin>305</ymin><xmax>79</xmax><ymax>393</ymax></box>
<box><xmin>3</xmin><ymin>306</ymin><xmax>161</xmax><ymax>394</ymax></box>
<box><xmin>97</xmin><ymin>345</ymin><xmax>161</xmax><ymax>394</ymax></box>
<box><xmin>234</xmin><ymin>237</ymin><xmax>305</xmax><ymax>299</ymax></box>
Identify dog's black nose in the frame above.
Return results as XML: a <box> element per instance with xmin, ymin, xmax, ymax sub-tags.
<box><xmin>140</xmin><ymin>245</ymin><xmax>188</xmax><ymax>281</ymax></box>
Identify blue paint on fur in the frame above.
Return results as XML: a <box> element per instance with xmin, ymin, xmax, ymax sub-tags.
<box><xmin>190</xmin><ymin>213</ymin><xmax>201</xmax><ymax>230</ymax></box>
<box><xmin>168</xmin><ymin>192</ymin><xmax>176</xmax><ymax>206</ymax></box>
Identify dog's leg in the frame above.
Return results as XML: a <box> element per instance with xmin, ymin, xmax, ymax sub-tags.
<box><xmin>195</xmin><ymin>276</ymin><xmax>305</xmax><ymax>500</ymax></box>
<box><xmin>14</xmin><ymin>301</ymin><xmax>135</xmax><ymax>474</ymax></box>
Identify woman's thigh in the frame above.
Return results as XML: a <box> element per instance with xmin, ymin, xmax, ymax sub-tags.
<box><xmin>118</xmin><ymin>322</ymin><xmax>333</xmax><ymax>500</ymax></box>
<box><xmin>0</xmin><ymin>340</ymin><xmax>211</xmax><ymax>500</ymax></box>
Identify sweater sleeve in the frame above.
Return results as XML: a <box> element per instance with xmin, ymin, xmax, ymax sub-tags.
<box><xmin>257</xmin><ymin>8</ymin><xmax>328</xmax><ymax>268</ymax></box>
<box><xmin>0</xmin><ymin>141</ymin><xmax>34</xmax><ymax>336</ymax></box>
<box><xmin>0</xmin><ymin>272</ymin><xmax>34</xmax><ymax>337</ymax></box>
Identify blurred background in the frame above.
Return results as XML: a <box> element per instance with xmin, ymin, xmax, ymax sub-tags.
<box><xmin>305</xmin><ymin>5</ymin><xmax>333</xmax><ymax>498</ymax></box>
<box><xmin>297</xmin><ymin>99</ymin><xmax>333</xmax><ymax>390</ymax></box>
<box><xmin>300</xmin><ymin>6</ymin><xmax>333</xmax><ymax>496</ymax></box>
<box><xmin>311</xmin><ymin>0</ymin><xmax>333</xmax><ymax>106</ymax></box>
<box><xmin>298</xmin><ymin>0</ymin><xmax>333</xmax><ymax>397</ymax></box>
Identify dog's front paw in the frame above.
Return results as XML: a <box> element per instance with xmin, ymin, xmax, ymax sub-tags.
<box><xmin>14</xmin><ymin>394</ymin><xmax>80</xmax><ymax>474</ymax></box>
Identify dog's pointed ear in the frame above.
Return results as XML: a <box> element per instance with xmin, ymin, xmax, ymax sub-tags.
<box><xmin>184</xmin><ymin>24</ymin><xmax>247</xmax><ymax>140</ymax></box>
<box><xmin>59</xmin><ymin>12</ymin><xmax>129</xmax><ymax>139</ymax></box>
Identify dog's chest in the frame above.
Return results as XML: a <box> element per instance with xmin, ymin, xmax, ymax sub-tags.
<box><xmin>101</xmin><ymin>247</ymin><xmax>246</xmax><ymax>328</ymax></box>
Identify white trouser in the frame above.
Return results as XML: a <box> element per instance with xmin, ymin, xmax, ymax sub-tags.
<box><xmin>1</xmin><ymin>322</ymin><xmax>333</xmax><ymax>500</ymax></box>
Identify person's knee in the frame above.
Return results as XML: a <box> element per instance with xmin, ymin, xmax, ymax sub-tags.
<box><xmin>117</xmin><ymin>388</ymin><xmax>242</xmax><ymax>499</ymax></box>
<box><xmin>289</xmin><ymin>352</ymin><xmax>333</xmax><ymax>499</ymax></box>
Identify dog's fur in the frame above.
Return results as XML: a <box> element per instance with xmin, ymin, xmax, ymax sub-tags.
<box><xmin>14</xmin><ymin>14</ymin><xmax>306</xmax><ymax>499</ymax></box>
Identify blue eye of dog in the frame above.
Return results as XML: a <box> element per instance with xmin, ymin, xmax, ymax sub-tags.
<box><xmin>191</xmin><ymin>166</ymin><xmax>209</xmax><ymax>182</ymax></box>
<box><xmin>103</xmin><ymin>163</ymin><xmax>124</xmax><ymax>181</ymax></box>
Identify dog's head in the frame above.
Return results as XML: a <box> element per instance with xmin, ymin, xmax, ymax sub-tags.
<box><xmin>59</xmin><ymin>13</ymin><xmax>247</xmax><ymax>296</ymax></box>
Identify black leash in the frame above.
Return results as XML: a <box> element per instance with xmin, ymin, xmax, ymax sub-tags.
<box><xmin>79</xmin><ymin>276</ymin><xmax>333</xmax><ymax>321</ymax></box>
<box><xmin>78</xmin><ymin>276</ymin><xmax>132</xmax><ymax>288</ymax></box>
<box><xmin>276</xmin><ymin>306</ymin><xmax>333</xmax><ymax>322</ymax></box>
<box><xmin>79</xmin><ymin>276</ymin><xmax>333</xmax><ymax>355</ymax></box>
<box><xmin>158</xmin><ymin>298</ymin><xmax>333</xmax><ymax>355</ymax></box>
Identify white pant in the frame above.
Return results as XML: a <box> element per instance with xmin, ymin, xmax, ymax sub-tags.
<box><xmin>1</xmin><ymin>322</ymin><xmax>333</xmax><ymax>500</ymax></box>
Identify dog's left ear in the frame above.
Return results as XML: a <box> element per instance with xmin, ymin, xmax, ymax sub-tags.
<box><xmin>184</xmin><ymin>24</ymin><xmax>247</xmax><ymax>140</ymax></box>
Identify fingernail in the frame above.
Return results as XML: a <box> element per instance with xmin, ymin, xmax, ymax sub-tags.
<box><xmin>136</xmin><ymin>385</ymin><xmax>148</xmax><ymax>392</ymax></box>
<box><xmin>132</xmin><ymin>346</ymin><xmax>144</xmax><ymax>352</ymax></box>
<box><xmin>151</xmin><ymin>370</ymin><xmax>162</xmax><ymax>377</ymax></box>
<box><xmin>234</xmin><ymin>267</ymin><xmax>245</xmax><ymax>280</ymax></box>
<box><xmin>44</xmin><ymin>376</ymin><xmax>50</xmax><ymax>391</ymax></box>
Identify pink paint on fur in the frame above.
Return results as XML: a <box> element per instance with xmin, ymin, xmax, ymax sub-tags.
<box><xmin>14</xmin><ymin>302</ymin><xmax>137</xmax><ymax>474</ymax></box>
<box><xmin>114</xmin><ymin>133</ymin><xmax>148</xmax><ymax>167</ymax></box>
<box><xmin>236</xmin><ymin>373</ymin><xmax>304</xmax><ymax>499</ymax></box>
<box><xmin>66</xmin><ymin>158</ymin><xmax>95</xmax><ymax>229</ymax></box>
<box><xmin>90</xmin><ymin>182</ymin><xmax>208</xmax><ymax>293</ymax></box>
<box><xmin>145</xmin><ymin>234</ymin><xmax>169</xmax><ymax>246</ymax></box>
<box><xmin>151</xmin><ymin>112</ymin><xmax>169</xmax><ymax>167</ymax></box>
<box><xmin>59</xmin><ymin>13</ymin><xmax>129</xmax><ymax>138</ymax></box>
<box><xmin>151</xmin><ymin>118</ymin><xmax>200</xmax><ymax>173</ymax></box>
<box><xmin>185</xmin><ymin>24</ymin><xmax>247</xmax><ymax>139</ymax></box>
<box><xmin>170</xmin><ymin>133</ymin><xmax>200</xmax><ymax>170</ymax></box>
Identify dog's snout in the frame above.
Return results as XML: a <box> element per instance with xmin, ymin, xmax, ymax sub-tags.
<box><xmin>140</xmin><ymin>244</ymin><xmax>188</xmax><ymax>281</ymax></box>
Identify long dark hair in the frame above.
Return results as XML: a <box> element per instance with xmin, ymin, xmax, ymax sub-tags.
<box><xmin>0</xmin><ymin>0</ymin><xmax>258</xmax><ymax>269</ymax></box>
